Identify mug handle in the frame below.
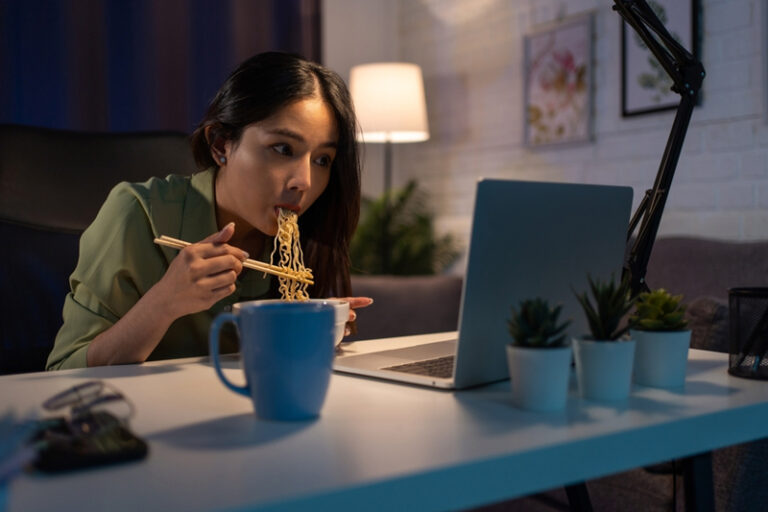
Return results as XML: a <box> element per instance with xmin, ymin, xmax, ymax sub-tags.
<box><xmin>209</xmin><ymin>312</ymin><xmax>250</xmax><ymax>397</ymax></box>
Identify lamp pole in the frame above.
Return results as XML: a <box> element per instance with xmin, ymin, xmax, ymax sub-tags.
<box><xmin>383</xmin><ymin>139</ymin><xmax>393</xmax><ymax>197</ymax></box>
<box><xmin>381</xmin><ymin>139</ymin><xmax>393</xmax><ymax>273</ymax></box>
<box><xmin>614</xmin><ymin>0</ymin><xmax>705</xmax><ymax>296</ymax></box>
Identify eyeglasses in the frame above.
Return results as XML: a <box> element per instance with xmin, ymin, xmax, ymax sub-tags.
<box><xmin>22</xmin><ymin>381</ymin><xmax>149</xmax><ymax>473</ymax></box>
<box><xmin>42</xmin><ymin>380</ymin><xmax>135</xmax><ymax>438</ymax></box>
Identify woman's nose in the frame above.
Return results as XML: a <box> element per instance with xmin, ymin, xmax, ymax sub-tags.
<box><xmin>287</xmin><ymin>157</ymin><xmax>311</xmax><ymax>191</ymax></box>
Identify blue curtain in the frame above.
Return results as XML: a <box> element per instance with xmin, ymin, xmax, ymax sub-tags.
<box><xmin>0</xmin><ymin>0</ymin><xmax>321</xmax><ymax>133</ymax></box>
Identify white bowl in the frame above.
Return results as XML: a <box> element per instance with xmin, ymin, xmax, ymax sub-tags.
<box><xmin>233</xmin><ymin>299</ymin><xmax>349</xmax><ymax>347</ymax></box>
<box><xmin>309</xmin><ymin>299</ymin><xmax>350</xmax><ymax>347</ymax></box>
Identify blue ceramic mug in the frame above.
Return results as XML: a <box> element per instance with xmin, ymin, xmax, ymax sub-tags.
<box><xmin>209</xmin><ymin>301</ymin><xmax>335</xmax><ymax>421</ymax></box>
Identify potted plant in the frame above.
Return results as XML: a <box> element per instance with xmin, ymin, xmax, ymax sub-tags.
<box><xmin>629</xmin><ymin>288</ymin><xmax>690</xmax><ymax>388</ymax></box>
<box><xmin>350</xmin><ymin>180</ymin><xmax>459</xmax><ymax>275</ymax></box>
<box><xmin>506</xmin><ymin>298</ymin><xmax>572</xmax><ymax>411</ymax></box>
<box><xmin>572</xmin><ymin>274</ymin><xmax>636</xmax><ymax>402</ymax></box>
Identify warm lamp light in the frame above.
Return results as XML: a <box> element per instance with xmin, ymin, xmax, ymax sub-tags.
<box><xmin>350</xmin><ymin>62</ymin><xmax>429</xmax><ymax>144</ymax></box>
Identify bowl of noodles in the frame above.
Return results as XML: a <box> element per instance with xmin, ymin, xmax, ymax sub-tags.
<box><xmin>233</xmin><ymin>299</ymin><xmax>349</xmax><ymax>347</ymax></box>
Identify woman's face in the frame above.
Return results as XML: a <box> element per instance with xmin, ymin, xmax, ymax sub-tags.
<box><xmin>215</xmin><ymin>94</ymin><xmax>338</xmax><ymax>237</ymax></box>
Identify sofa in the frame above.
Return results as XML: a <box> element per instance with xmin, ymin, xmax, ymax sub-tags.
<box><xmin>349</xmin><ymin>236</ymin><xmax>768</xmax><ymax>512</ymax></box>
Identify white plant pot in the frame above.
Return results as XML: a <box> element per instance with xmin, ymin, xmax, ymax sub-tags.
<box><xmin>506</xmin><ymin>343</ymin><xmax>573</xmax><ymax>412</ymax></box>
<box><xmin>631</xmin><ymin>329</ymin><xmax>691</xmax><ymax>388</ymax></box>
<box><xmin>573</xmin><ymin>338</ymin><xmax>636</xmax><ymax>402</ymax></box>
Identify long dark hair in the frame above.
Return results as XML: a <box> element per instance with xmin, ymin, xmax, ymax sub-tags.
<box><xmin>191</xmin><ymin>52</ymin><xmax>361</xmax><ymax>298</ymax></box>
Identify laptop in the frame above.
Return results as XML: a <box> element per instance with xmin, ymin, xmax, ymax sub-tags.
<box><xmin>334</xmin><ymin>178</ymin><xmax>633</xmax><ymax>389</ymax></box>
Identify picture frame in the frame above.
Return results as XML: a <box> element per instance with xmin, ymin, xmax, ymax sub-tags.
<box><xmin>621</xmin><ymin>0</ymin><xmax>701</xmax><ymax>117</ymax></box>
<box><xmin>523</xmin><ymin>14</ymin><xmax>593</xmax><ymax>147</ymax></box>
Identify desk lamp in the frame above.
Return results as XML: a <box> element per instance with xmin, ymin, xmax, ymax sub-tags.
<box><xmin>613</xmin><ymin>0</ymin><xmax>705</xmax><ymax>295</ymax></box>
<box><xmin>350</xmin><ymin>62</ymin><xmax>430</xmax><ymax>271</ymax></box>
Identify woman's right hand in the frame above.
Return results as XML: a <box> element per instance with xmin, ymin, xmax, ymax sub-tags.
<box><xmin>155</xmin><ymin>222</ymin><xmax>249</xmax><ymax>319</ymax></box>
<box><xmin>87</xmin><ymin>223</ymin><xmax>248</xmax><ymax>367</ymax></box>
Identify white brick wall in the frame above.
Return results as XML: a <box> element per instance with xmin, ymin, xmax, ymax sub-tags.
<box><xmin>384</xmin><ymin>0</ymin><xmax>768</xmax><ymax>247</ymax></box>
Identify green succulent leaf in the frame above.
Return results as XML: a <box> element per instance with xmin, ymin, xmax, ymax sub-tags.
<box><xmin>629</xmin><ymin>288</ymin><xmax>688</xmax><ymax>331</ymax></box>
<box><xmin>508</xmin><ymin>298</ymin><xmax>572</xmax><ymax>348</ymax></box>
<box><xmin>573</xmin><ymin>273</ymin><xmax>634</xmax><ymax>341</ymax></box>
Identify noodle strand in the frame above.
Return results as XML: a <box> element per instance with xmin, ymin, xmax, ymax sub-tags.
<box><xmin>270</xmin><ymin>208</ymin><xmax>311</xmax><ymax>301</ymax></box>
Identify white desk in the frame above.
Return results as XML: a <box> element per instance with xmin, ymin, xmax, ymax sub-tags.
<box><xmin>2</xmin><ymin>333</ymin><xmax>768</xmax><ymax>512</ymax></box>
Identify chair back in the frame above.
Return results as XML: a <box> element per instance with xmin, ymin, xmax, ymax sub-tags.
<box><xmin>0</xmin><ymin>124</ymin><xmax>196</xmax><ymax>374</ymax></box>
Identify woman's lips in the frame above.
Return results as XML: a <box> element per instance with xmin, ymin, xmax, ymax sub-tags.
<box><xmin>275</xmin><ymin>204</ymin><xmax>301</xmax><ymax>216</ymax></box>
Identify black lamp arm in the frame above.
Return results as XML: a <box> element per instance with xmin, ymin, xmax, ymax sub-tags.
<box><xmin>612</xmin><ymin>0</ymin><xmax>706</xmax><ymax>295</ymax></box>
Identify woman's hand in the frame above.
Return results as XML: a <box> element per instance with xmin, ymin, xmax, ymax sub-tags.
<box><xmin>86</xmin><ymin>222</ymin><xmax>248</xmax><ymax>367</ymax></box>
<box><xmin>336</xmin><ymin>296</ymin><xmax>373</xmax><ymax>336</ymax></box>
<box><xmin>155</xmin><ymin>222</ymin><xmax>249</xmax><ymax>318</ymax></box>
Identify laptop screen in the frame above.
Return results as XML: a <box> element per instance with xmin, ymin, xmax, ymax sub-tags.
<box><xmin>453</xmin><ymin>179</ymin><xmax>633</xmax><ymax>388</ymax></box>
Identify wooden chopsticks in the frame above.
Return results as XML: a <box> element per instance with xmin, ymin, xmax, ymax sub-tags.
<box><xmin>153</xmin><ymin>235</ymin><xmax>314</xmax><ymax>285</ymax></box>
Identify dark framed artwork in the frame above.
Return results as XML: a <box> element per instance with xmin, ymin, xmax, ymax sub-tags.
<box><xmin>524</xmin><ymin>14</ymin><xmax>593</xmax><ymax>147</ymax></box>
<box><xmin>621</xmin><ymin>0</ymin><xmax>701</xmax><ymax>117</ymax></box>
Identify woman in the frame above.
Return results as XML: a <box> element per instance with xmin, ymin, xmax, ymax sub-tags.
<box><xmin>47</xmin><ymin>52</ymin><xmax>371</xmax><ymax>370</ymax></box>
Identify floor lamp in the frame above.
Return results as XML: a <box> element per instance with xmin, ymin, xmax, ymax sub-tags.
<box><xmin>350</xmin><ymin>62</ymin><xmax>430</xmax><ymax>272</ymax></box>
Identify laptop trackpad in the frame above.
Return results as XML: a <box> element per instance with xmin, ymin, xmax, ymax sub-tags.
<box><xmin>335</xmin><ymin>340</ymin><xmax>457</xmax><ymax>371</ymax></box>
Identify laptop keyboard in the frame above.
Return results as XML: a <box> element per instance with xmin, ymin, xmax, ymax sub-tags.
<box><xmin>383</xmin><ymin>355</ymin><xmax>455</xmax><ymax>378</ymax></box>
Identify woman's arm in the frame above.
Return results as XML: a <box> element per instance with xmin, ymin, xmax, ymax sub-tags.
<box><xmin>86</xmin><ymin>222</ymin><xmax>247</xmax><ymax>366</ymax></box>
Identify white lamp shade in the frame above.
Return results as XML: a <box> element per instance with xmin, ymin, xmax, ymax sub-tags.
<box><xmin>350</xmin><ymin>62</ymin><xmax>429</xmax><ymax>143</ymax></box>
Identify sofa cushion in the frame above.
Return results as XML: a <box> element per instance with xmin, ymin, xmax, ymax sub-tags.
<box><xmin>646</xmin><ymin>237</ymin><xmax>768</xmax><ymax>302</ymax></box>
<box><xmin>686</xmin><ymin>296</ymin><xmax>730</xmax><ymax>353</ymax></box>
<box><xmin>348</xmin><ymin>275</ymin><xmax>462</xmax><ymax>341</ymax></box>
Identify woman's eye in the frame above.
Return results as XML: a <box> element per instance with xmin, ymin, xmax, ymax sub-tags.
<box><xmin>271</xmin><ymin>144</ymin><xmax>292</xmax><ymax>157</ymax></box>
<box><xmin>314</xmin><ymin>155</ymin><xmax>333</xmax><ymax>167</ymax></box>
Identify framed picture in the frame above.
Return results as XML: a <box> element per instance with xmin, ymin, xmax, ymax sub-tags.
<box><xmin>621</xmin><ymin>0</ymin><xmax>701</xmax><ymax>117</ymax></box>
<box><xmin>524</xmin><ymin>14</ymin><xmax>593</xmax><ymax>147</ymax></box>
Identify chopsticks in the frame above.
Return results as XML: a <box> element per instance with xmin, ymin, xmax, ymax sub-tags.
<box><xmin>153</xmin><ymin>235</ymin><xmax>314</xmax><ymax>285</ymax></box>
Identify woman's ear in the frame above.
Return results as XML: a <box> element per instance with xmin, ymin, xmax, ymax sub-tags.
<box><xmin>205</xmin><ymin>125</ymin><xmax>229</xmax><ymax>165</ymax></box>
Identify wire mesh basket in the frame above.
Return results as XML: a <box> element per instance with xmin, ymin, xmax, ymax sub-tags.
<box><xmin>728</xmin><ymin>288</ymin><xmax>768</xmax><ymax>380</ymax></box>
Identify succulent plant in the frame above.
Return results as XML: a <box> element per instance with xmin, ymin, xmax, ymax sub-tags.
<box><xmin>574</xmin><ymin>274</ymin><xmax>634</xmax><ymax>341</ymax></box>
<box><xmin>629</xmin><ymin>288</ymin><xmax>688</xmax><ymax>331</ymax></box>
<box><xmin>508</xmin><ymin>298</ymin><xmax>571</xmax><ymax>348</ymax></box>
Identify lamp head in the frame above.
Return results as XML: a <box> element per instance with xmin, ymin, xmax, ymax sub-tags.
<box><xmin>350</xmin><ymin>62</ymin><xmax>430</xmax><ymax>144</ymax></box>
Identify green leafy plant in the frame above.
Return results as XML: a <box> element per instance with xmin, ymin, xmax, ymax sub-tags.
<box><xmin>629</xmin><ymin>288</ymin><xmax>688</xmax><ymax>331</ymax></box>
<box><xmin>574</xmin><ymin>274</ymin><xmax>634</xmax><ymax>341</ymax></box>
<box><xmin>350</xmin><ymin>180</ymin><xmax>459</xmax><ymax>275</ymax></box>
<box><xmin>508</xmin><ymin>298</ymin><xmax>571</xmax><ymax>348</ymax></box>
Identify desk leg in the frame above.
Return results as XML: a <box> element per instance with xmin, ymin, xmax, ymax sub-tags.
<box><xmin>564</xmin><ymin>482</ymin><xmax>593</xmax><ymax>512</ymax></box>
<box><xmin>682</xmin><ymin>452</ymin><xmax>714</xmax><ymax>512</ymax></box>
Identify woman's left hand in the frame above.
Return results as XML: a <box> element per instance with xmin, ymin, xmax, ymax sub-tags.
<box><xmin>337</xmin><ymin>296</ymin><xmax>373</xmax><ymax>336</ymax></box>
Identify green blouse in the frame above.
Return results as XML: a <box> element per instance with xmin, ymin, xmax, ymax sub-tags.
<box><xmin>46</xmin><ymin>169</ymin><xmax>272</xmax><ymax>370</ymax></box>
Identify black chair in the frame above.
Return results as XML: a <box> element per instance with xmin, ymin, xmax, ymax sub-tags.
<box><xmin>0</xmin><ymin>124</ymin><xmax>196</xmax><ymax>375</ymax></box>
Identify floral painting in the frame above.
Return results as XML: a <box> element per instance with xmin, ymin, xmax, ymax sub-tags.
<box><xmin>524</xmin><ymin>15</ymin><xmax>592</xmax><ymax>147</ymax></box>
<box><xmin>622</xmin><ymin>0</ymin><xmax>699</xmax><ymax>116</ymax></box>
